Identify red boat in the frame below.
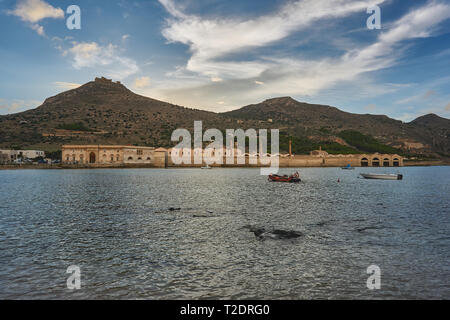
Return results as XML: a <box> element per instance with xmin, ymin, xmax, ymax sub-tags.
<box><xmin>268</xmin><ymin>172</ymin><xmax>301</xmax><ymax>183</ymax></box>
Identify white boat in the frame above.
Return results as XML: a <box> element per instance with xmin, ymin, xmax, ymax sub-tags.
<box><xmin>201</xmin><ymin>165</ymin><xmax>212</xmax><ymax>169</ymax></box>
<box><xmin>360</xmin><ymin>173</ymin><xmax>403</xmax><ymax>180</ymax></box>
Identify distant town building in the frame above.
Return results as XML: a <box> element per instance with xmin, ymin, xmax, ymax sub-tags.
<box><xmin>0</xmin><ymin>150</ymin><xmax>45</xmax><ymax>162</ymax></box>
<box><xmin>0</xmin><ymin>153</ymin><xmax>8</xmax><ymax>164</ymax></box>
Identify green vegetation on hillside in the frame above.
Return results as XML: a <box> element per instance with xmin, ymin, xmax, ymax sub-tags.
<box><xmin>337</xmin><ymin>130</ymin><xmax>401</xmax><ymax>154</ymax></box>
<box><xmin>46</xmin><ymin>150</ymin><xmax>62</xmax><ymax>160</ymax></box>
<box><xmin>279</xmin><ymin>135</ymin><xmax>360</xmax><ymax>155</ymax></box>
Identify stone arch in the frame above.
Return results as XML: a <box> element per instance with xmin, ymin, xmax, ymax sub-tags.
<box><xmin>89</xmin><ymin>152</ymin><xmax>96</xmax><ymax>164</ymax></box>
<box><xmin>372</xmin><ymin>157</ymin><xmax>380</xmax><ymax>167</ymax></box>
<box><xmin>393</xmin><ymin>158</ymin><xmax>400</xmax><ymax>167</ymax></box>
<box><xmin>361</xmin><ymin>157</ymin><xmax>369</xmax><ymax>167</ymax></box>
<box><xmin>383</xmin><ymin>158</ymin><xmax>390</xmax><ymax>167</ymax></box>
<box><xmin>128</xmin><ymin>156</ymin><xmax>133</xmax><ymax>161</ymax></box>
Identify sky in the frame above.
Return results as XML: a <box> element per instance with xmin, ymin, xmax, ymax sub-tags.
<box><xmin>0</xmin><ymin>0</ymin><xmax>450</xmax><ymax>121</ymax></box>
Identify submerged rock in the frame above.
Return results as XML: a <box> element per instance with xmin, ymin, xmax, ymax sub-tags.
<box><xmin>243</xmin><ymin>225</ymin><xmax>303</xmax><ymax>240</ymax></box>
<box><xmin>193</xmin><ymin>214</ymin><xmax>218</xmax><ymax>218</ymax></box>
<box><xmin>356</xmin><ymin>226</ymin><xmax>381</xmax><ymax>232</ymax></box>
<box><xmin>168</xmin><ymin>207</ymin><xmax>181</xmax><ymax>211</ymax></box>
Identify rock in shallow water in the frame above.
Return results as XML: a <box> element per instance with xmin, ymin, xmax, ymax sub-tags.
<box><xmin>243</xmin><ymin>225</ymin><xmax>303</xmax><ymax>240</ymax></box>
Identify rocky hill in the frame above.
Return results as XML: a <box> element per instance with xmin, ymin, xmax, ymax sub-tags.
<box><xmin>0</xmin><ymin>77</ymin><xmax>448</xmax><ymax>157</ymax></box>
<box><xmin>0</xmin><ymin>77</ymin><xmax>233</xmax><ymax>150</ymax></box>
<box><xmin>225</xmin><ymin>97</ymin><xmax>450</xmax><ymax>156</ymax></box>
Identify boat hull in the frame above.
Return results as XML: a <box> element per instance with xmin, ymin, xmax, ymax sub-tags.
<box><xmin>268</xmin><ymin>175</ymin><xmax>301</xmax><ymax>183</ymax></box>
<box><xmin>360</xmin><ymin>173</ymin><xmax>403</xmax><ymax>180</ymax></box>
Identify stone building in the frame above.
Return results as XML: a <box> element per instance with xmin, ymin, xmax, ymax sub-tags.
<box><xmin>61</xmin><ymin>145</ymin><xmax>403</xmax><ymax>168</ymax></box>
<box><xmin>309</xmin><ymin>149</ymin><xmax>403</xmax><ymax>167</ymax></box>
<box><xmin>61</xmin><ymin>145</ymin><xmax>166</xmax><ymax>167</ymax></box>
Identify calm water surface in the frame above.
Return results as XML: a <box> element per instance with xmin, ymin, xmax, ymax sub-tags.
<box><xmin>0</xmin><ymin>167</ymin><xmax>449</xmax><ymax>299</ymax></box>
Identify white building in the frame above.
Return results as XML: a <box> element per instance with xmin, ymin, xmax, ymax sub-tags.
<box><xmin>0</xmin><ymin>150</ymin><xmax>45</xmax><ymax>162</ymax></box>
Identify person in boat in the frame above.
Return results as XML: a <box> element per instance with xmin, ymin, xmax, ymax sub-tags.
<box><xmin>293</xmin><ymin>171</ymin><xmax>300</xmax><ymax>179</ymax></box>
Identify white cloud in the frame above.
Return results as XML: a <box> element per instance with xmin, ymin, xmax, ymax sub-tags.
<box><xmin>365</xmin><ymin>104</ymin><xmax>377</xmax><ymax>112</ymax></box>
<box><xmin>8</xmin><ymin>0</ymin><xmax>64</xmax><ymax>22</ymax></box>
<box><xmin>54</xmin><ymin>82</ymin><xmax>82</xmax><ymax>90</ymax></box>
<box><xmin>65</xmin><ymin>42</ymin><xmax>139</xmax><ymax>80</ymax></box>
<box><xmin>7</xmin><ymin>0</ymin><xmax>64</xmax><ymax>36</ymax></box>
<box><xmin>0</xmin><ymin>99</ymin><xmax>42</xmax><ymax>115</ymax></box>
<box><xmin>31</xmin><ymin>23</ymin><xmax>44</xmax><ymax>36</ymax></box>
<box><xmin>156</xmin><ymin>0</ymin><xmax>450</xmax><ymax>110</ymax></box>
<box><xmin>396</xmin><ymin>89</ymin><xmax>439</xmax><ymax>105</ymax></box>
<box><xmin>423</xmin><ymin>90</ymin><xmax>436</xmax><ymax>99</ymax></box>
<box><xmin>397</xmin><ymin>112</ymin><xmax>422</xmax><ymax>123</ymax></box>
<box><xmin>133</xmin><ymin>76</ymin><xmax>151</xmax><ymax>88</ymax></box>
<box><xmin>160</xmin><ymin>0</ymin><xmax>385</xmax><ymax>79</ymax></box>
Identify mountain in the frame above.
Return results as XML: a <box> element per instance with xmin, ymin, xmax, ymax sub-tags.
<box><xmin>0</xmin><ymin>77</ymin><xmax>232</xmax><ymax>149</ymax></box>
<box><xmin>225</xmin><ymin>97</ymin><xmax>449</xmax><ymax>156</ymax></box>
<box><xmin>0</xmin><ymin>77</ymin><xmax>448</xmax><ymax>157</ymax></box>
<box><xmin>225</xmin><ymin>97</ymin><xmax>407</xmax><ymax>138</ymax></box>
<box><xmin>408</xmin><ymin>114</ymin><xmax>450</xmax><ymax>155</ymax></box>
<box><xmin>411</xmin><ymin>113</ymin><xmax>450</xmax><ymax>128</ymax></box>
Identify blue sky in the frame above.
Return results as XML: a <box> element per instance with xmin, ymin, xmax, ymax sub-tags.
<box><xmin>0</xmin><ymin>0</ymin><xmax>449</xmax><ymax>121</ymax></box>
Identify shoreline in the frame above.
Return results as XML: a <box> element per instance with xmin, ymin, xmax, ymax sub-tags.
<box><xmin>0</xmin><ymin>161</ymin><xmax>448</xmax><ymax>170</ymax></box>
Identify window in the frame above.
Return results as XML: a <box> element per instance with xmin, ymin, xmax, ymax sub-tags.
<box><xmin>137</xmin><ymin>149</ymin><xmax>143</xmax><ymax>156</ymax></box>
